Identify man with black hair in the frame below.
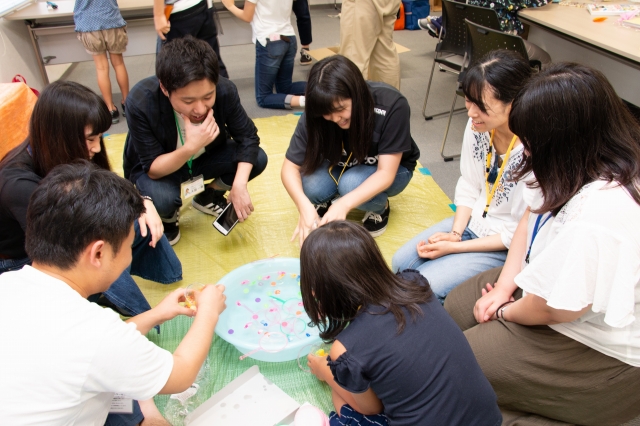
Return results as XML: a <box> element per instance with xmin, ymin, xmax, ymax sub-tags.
<box><xmin>124</xmin><ymin>36</ymin><xmax>267</xmax><ymax>245</ymax></box>
<box><xmin>0</xmin><ymin>162</ymin><xmax>227</xmax><ymax>425</ymax></box>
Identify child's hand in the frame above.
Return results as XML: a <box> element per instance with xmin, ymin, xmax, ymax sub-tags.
<box><xmin>307</xmin><ymin>353</ymin><xmax>329</xmax><ymax>382</ymax></box>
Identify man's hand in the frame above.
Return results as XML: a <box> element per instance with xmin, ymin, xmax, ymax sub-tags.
<box><xmin>138</xmin><ymin>199</ymin><xmax>164</xmax><ymax>248</ymax></box>
<box><xmin>416</xmin><ymin>240</ymin><xmax>456</xmax><ymax>260</ymax></box>
<box><xmin>307</xmin><ymin>352</ymin><xmax>329</xmax><ymax>382</ymax></box>
<box><xmin>182</xmin><ymin>110</ymin><xmax>220</xmax><ymax>155</ymax></box>
<box><xmin>194</xmin><ymin>284</ymin><xmax>227</xmax><ymax>318</ymax></box>
<box><xmin>154</xmin><ymin>14</ymin><xmax>171</xmax><ymax>40</ymax></box>
<box><xmin>291</xmin><ymin>202</ymin><xmax>320</xmax><ymax>247</ymax></box>
<box><xmin>228</xmin><ymin>184</ymin><xmax>254</xmax><ymax>222</ymax></box>
<box><xmin>154</xmin><ymin>288</ymin><xmax>198</xmax><ymax>324</ymax></box>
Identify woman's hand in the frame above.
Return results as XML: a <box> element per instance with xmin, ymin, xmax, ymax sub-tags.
<box><xmin>138</xmin><ymin>199</ymin><xmax>164</xmax><ymax>248</ymax></box>
<box><xmin>416</xmin><ymin>240</ymin><xmax>457</xmax><ymax>260</ymax></box>
<box><xmin>307</xmin><ymin>353</ymin><xmax>329</xmax><ymax>382</ymax></box>
<box><xmin>291</xmin><ymin>202</ymin><xmax>320</xmax><ymax>247</ymax></box>
<box><xmin>427</xmin><ymin>231</ymin><xmax>461</xmax><ymax>244</ymax></box>
<box><xmin>474</xmin><ymin>283</ymin><xmax>515</xmax><ymax>323</ymax></box>
<box><xmin>318</xmin><ymin>198</ymin><xmax>350</xmax><ymax>226</ymax></box>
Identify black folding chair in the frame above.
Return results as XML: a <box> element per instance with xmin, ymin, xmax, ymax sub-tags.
<box><xmin>438</xmin><ymin>19</ymin><xmax>542</xmax><ymax>161</ymax></box>
<box><xmin>421</xmin><ymin>0</ymin><xmax>501</xmax><ymax>122</ymax></box>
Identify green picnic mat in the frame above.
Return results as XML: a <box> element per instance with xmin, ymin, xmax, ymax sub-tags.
<box><xmin>104</xmin><ymin>114</ymin><xmax>455</xmax><ymax>420</ymax></box>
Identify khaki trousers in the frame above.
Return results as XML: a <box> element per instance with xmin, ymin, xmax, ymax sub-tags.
<box><xmin>444</xmin><ymin>267</ymin><xmax>640</xmax><ymax>426</ymax></box>
<box><xmin>339</xmin><ymin>0</ymin><xmax>401</xmax><ymax>89</ymax></box>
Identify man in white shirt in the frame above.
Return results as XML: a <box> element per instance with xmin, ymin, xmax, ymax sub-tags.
<box><xmin>0</xmin><ymin>162</ymin><xmax>226</xmax><ymax>425</ymax></box>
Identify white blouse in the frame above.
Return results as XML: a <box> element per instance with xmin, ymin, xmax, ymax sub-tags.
<box><xmin>515</xmin><ymin>180</ymin><xmax>640</xmax><ymax>366</ymax></box>
<box><xmin>454</xmin><ymin>119</ymin><xmax>529</xmax><ymax>248</ymax></box>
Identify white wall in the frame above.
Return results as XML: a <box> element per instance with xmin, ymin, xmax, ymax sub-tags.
<box><xmin>0</xmin><ymin>18</ymin><xmax>45</xmax><ymax>90</ymax></box>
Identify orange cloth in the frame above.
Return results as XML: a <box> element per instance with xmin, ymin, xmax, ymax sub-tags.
<box><xmin>0</xmin><ymin>83</ymin><xmax>37</xmax><ymax>161</ymax></box>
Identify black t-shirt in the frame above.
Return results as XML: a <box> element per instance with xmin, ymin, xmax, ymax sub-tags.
<box><xmin>328</xmin><ymin>271</ymin><xmax>502</xmax><ymax>426</ymax></box>
<box><xmin>0</xmin><ymin>149</ymin><xmax>41</xmax><ymax>259</ymax></box>
<box><xmin>286</xmin><ymin>82</ymin><xmax>421</xmax><ymax>172</ymax></box>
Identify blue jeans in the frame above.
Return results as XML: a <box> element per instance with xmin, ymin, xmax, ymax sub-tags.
<box><xmin>302</xmin><ymin>162</ymin><xmax>413</xmax><ymax>214</ymax></box>
<box><xmin>136</xmin><ymin>142</ymin><xmax>268</xmax><ymax>219</ymax></box>
<box><xmin>103</xmin><ymin>220</ymin><xmax>182</xmax><ymax>316</ymax></box>
<box><xmin>0</xmin><ymin>256</ymin><xmax>30</xmax><ymax>273</ymax></box>
<box><xmin>391</xmin><ymin>216</ymin><xmax>508</xmax><ymax>303</ymax></box>
<box><xmin>292</xmin><ymin>0</ymin><xmax>312</xmax><ymax>46</ymax></box>
<box><xmin>255</xmin><ymin>35</ymin><xmax>307</xmax><ymax>109</ymax></box>
<box><xmin>104</xmin><ymin>400</ymin><xmax>143</xmax><ymax>426</ymax></box>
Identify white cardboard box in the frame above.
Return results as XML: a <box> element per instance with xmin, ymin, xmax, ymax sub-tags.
<box><xmin>185</xmin><ymin>366</ymin><xmax>300</xmax><ymax>426</ymax></box>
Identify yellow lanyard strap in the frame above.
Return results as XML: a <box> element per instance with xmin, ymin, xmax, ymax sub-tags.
<box><xmin>483</xmin><ymin>131</ymin><xmax>517</xmax><ymax>218</ymax></box>
<box><xmin>328</xmin><ymin>151</ymin><xmax>353</xmax><ymax>186</ymax></box>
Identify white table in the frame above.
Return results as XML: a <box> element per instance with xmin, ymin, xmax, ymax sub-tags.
<box><xmin>518</xmin><ymin>2</ymin><xmax>640</xmax><ymax>106</ymax></box>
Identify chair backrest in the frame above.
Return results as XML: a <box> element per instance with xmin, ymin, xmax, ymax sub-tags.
<box><xmin>439</xmin><ymin>0</ymin><xmax>501</xmax><ymax>56</ymax></box>
<box><xmin>464</xmin><ymin>19</ymin><xmax>530</xmax><ymax>69</ymax></box>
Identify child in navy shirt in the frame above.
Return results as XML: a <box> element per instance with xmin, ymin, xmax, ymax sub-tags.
<box><xmin>301</xmin><ymin>221</ymin><xmax>502</xmax><ymax>426</ymax></box>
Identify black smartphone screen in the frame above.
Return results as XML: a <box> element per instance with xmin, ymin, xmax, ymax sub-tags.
<box><xmin>217</xmin><ymin>203</ymin><xmax>238</xmax><ymax>232</ymax></box>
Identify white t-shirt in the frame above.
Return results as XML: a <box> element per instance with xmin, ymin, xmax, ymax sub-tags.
<box><xmin>453</xmin><ymin>119</ymin><xmax>529</xmax><ymax>248</ymax></box>
<box><xmin>0</xmin><ymin>266</ymin><xmax>174</xmax><ymax>424</ymax></box>
<box><xmin>246</xmin><ymin>0</ymin><xmax>296</xmax><ymax>47</ymax></box>
<box><xmin>515</xmin><ymin>180</ymin><xmax>640</xmax><ymax>366</ymax></box>
<box><xmin>171</xmin><ymin>0</ymin><xmax>204</xmax><ymax>14</ymax></box>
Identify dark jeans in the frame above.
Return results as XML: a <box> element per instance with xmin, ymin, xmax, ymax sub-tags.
<box><xmin>157</xmin><ymin>1</ymin><xmax>229</xmax><ymax>79</ymax></box>
<box><xmin>104</xmin><ymin>400</ymin><xmax>143</xmax><ymax>426</ymax></box>
<box><xmin>0</xmin><ymin>221</ymin><xmax>181</xmax><ymax>318</ymax></box>
<box><xmin>255</xmin><ymin>36</ymin><xmax>307</xmax><ymax>109</ymax></box>
<box><xmin>135</xmin><ymin>142</ymin><xmax>268</xmax><ymax>219</ymax></box>
<box><xmin>292</xmin><ymin>0</ymin><xmax>312</xmax><ymax>46</ymax></box>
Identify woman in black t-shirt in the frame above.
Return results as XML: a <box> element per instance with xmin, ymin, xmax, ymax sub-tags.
<box><xmin>281</xmin><ymin>55</ymin><xmax>420</xmax><ymax>245</ymax></box>
<box><xmin>301</xmin><ymin>221</ymin><xmax>502</xmax><ymax>426</ymax></box>
<box><xmin>0</xmin><ymin>81</ymin><xmax>182</xmax><ymax>316</ymax></box>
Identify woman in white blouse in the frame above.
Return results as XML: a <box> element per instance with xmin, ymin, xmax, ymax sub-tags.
<box><xmin>392</xmin><ymin>50</ymin><xmax>532</xmax><ymax>302</ymax></box>
<box><xmin>445</xmin><ymin>62</ymin><xmax>640</xmax><ymax>425</ymax></box>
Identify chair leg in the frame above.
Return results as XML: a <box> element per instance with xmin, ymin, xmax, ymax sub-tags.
<box><xmin>440</xmin><ymin>90</ymin><xmax>463</xmax><ymax>162</ymax></box>
<box><xmin>422</xmin><ymin>59</ymin><xmax>438</xmax><ymax>120</ymax></box>
<box><xmin>423</xmin><ymin>61</ymin><xmax>466</xmax><ymax>121</ymax></box>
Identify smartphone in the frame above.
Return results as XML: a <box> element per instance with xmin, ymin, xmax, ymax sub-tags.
<box><xmin>213</xmin><ymin>202</ymin><xmax>239</xmax><ymax>236</ymax></box>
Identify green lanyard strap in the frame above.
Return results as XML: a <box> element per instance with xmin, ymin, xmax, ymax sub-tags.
<box><xmin>174</xmin><ymin>112</ymin><xmax>194</xmax><ymax>177</ymax></box>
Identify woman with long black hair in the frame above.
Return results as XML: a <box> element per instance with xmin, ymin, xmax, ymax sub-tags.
<box><xmin>281</xmin><ymin>55</ymin><xmax>420</xmax><ymax>243</ymax></box>
<box><xmin>445</xmin><ymin>63</ymin><xmax>640</xmax><ymax>425</ymax></box>
<box><xmin>0</xmin><ymin>81</ymin><xmax>182</xmax><ymax>317</ymax></box>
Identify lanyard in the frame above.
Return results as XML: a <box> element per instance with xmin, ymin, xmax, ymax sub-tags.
<box><xmin>174</xmin><ymin>112</ymin><xmax>194</xmax><ymax>177</ymax></box>
<box><xmin>482</xmin><ymin>131</ymin><xmax>518</xmax><ymax>218</ymax></box>
<box><xmin>525</xmin><ymin>213</ymin><xmax>553</xmax><ymax>264</ymax></box>
<box><xmin>328</xmin><ymin>146</ymin><xmax>353</xmax><ymax>186</ymax></box>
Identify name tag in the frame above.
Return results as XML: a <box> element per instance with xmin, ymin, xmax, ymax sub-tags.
<box><xmin>181</xmin><ymin>174</ymin><xmax>205</xmax><ymax>199</ymax></box>
<box><xmin>468</xmin><ymin>216</ymin><xmax>491</xmax><ymax>238</ymax></box>
<box><xmin>109</xmin><ymin>393</ymin><xmax>133</xmax><ymax>414</ymax></box>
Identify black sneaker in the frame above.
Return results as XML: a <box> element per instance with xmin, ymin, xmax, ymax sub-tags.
<box><xmin>362</xmin><ymin>202</ymin><xmax>390</xmax><ymax>237</ymax></box>
<box><xmin>110</xmin><ymin>108</ymin><xmax>120</xmax><ymax>124</ymax></box>
<box><xmin>162</xmin><ymin>211</ymin><xmax>180</xmax><ymax>246</ymax></box>
<box><xmin>121</xmin><ymin>103</ymin><xmax>126</xmax><ymax>118</ymax></box>
<box><xmin>315</xmin><ymin>199</ymin><xmax>332</xmax><ymax>218</ymax></box>
<box><xmin>300</xmin><ymin>48</ymin><xmax>312</xmax><ymax>65</ymax></box>
<box><xmin>192</xmin><ymin>188</ymin><xmax>227</xmax><ymax>217</ymax></box>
